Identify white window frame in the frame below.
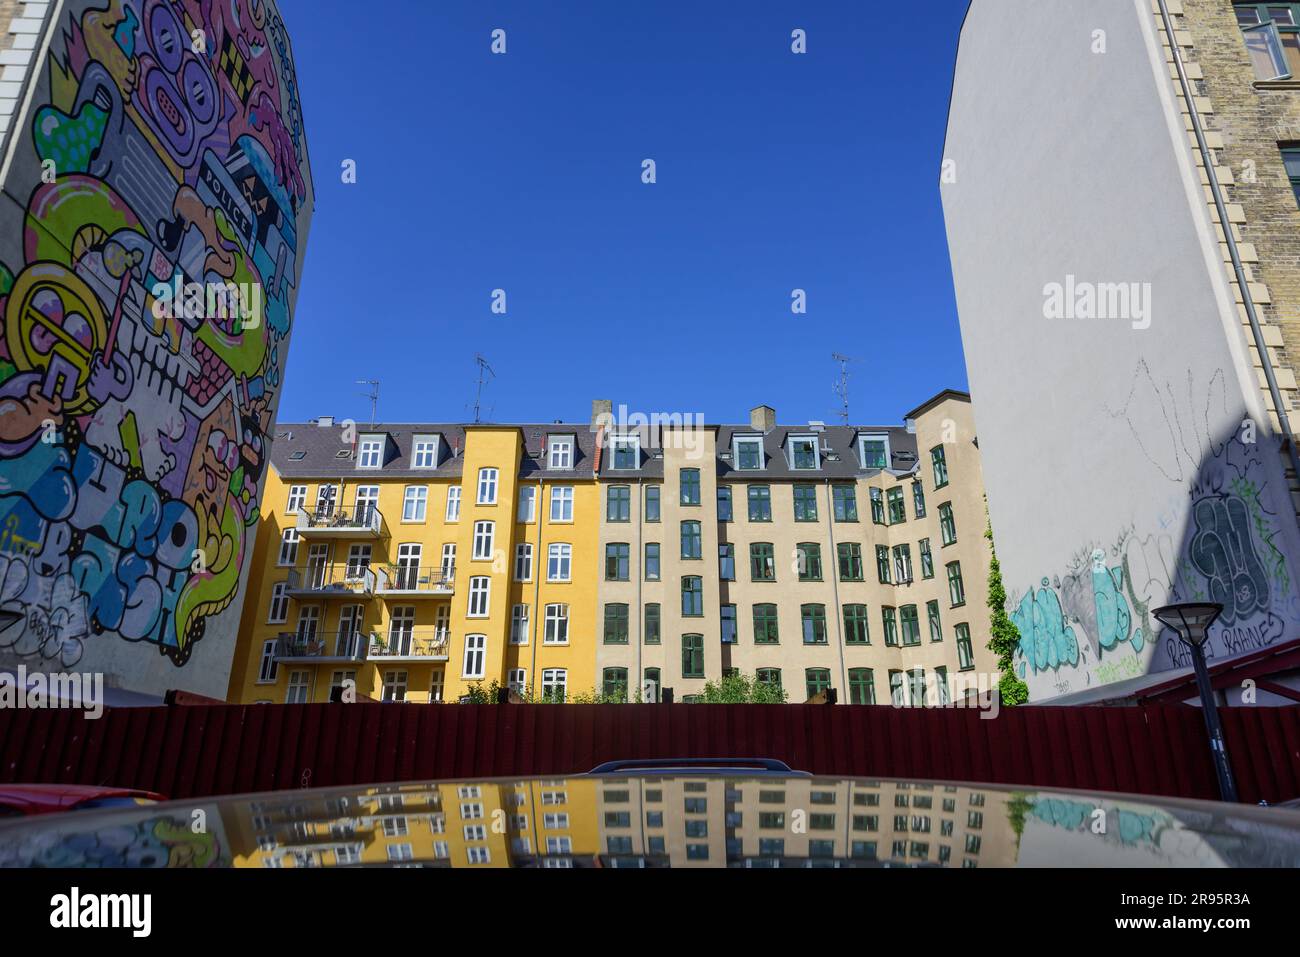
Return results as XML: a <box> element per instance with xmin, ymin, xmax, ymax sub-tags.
<box><xmin>286</xmin><ymin>671</ymin><xmax>310</xmax><ymax>704</ymax></box>
<box><xmin>507</xmin><ymin>668</ymin><xmax>527</xmax><ymax>695</ymax></box>
<box><xmin>511</xmin><ymin>604</ymin><xmax>530</xmax><ymax>645</ymax></box>
<box><xmin>550</xmin><ymin>486</ymin><xmax>574</xmax><ymax>522</ymax></box>
<box><xmin>445</xmin><ymin>486</ymin><xmax>462</xmax><ymax>522</ymax></box>
<box><xmin>441</xmin><ymin>543</ymin><xmax>457</xmax><ymax>578</ymax></box>
<box><xmin>402</xmin><ymin>485</ymin><xmax>427</xmax><ymax>522</ymax></box>
<box><xmin>733</xmin><ymin>435</ymin><xmax>764</xmax><ymax>471</ymax></box>
<box><xmin>463</xmin><ymin>633</ymin><xmax>487</xmax><ymax>678</ymax></box>
<box><xmin>258</xmin><ymin>639</ymin><xmax>278</xmax><ymax>683</ymax></box>
<box><xmin>472</xmin><ymin>520</ymin><xmax>495</xmax><ymax>560</ymax></box>
<box><xmin>547</xmin><ymin>435</ymin><xmax>574</xmax><ymax>470</ymax></box>
<box><xmin>267</xmin><ymin>582</ymin><xmax>289</xmax><ymax>624</ymax></box>
<box><xmin>544</xmin><ymin>604</ymin><xmax>569</xmax><ymax>645</ymax></box>
<box><xmin>542</xmin><ymin>669</ymin><xmax>567</xmax><ymax>700</ymax></box>
<box><xmin>357</xmin><ymin>435</ymin><xmax>384</xmax><ymax>469</ymax></box>
<box><xmin>788</xmin><ymin>434</ymin><xmax>820</xmax><ymax>470</ymax></box>
<box><xmin>515</xmin><ymin>543</ymin><xmax>533</xmax><ymax>581</ymax></box>
<box><xmin>477</xmin><ymin>467</ymin><xmax>499</xmax><ymax>505</ymax></box>
<box><xmin>467</xmin><ymin>577</ymin><xmax>491</xmax><ymax>618</ymax></box>
<box><xmin>429</xmin><ymin>671</ymin><xmax>445</xmax><ymax>703</ymax></box>
<box><xmin>858</xmin><ymin>433</ymin><xmax>891</xmax><ymax>470</ymax></box>
<box><xmin>517</xmin><ymin>485</ymin><xmax>537</xmax><ymax>522</ymax></box>
<box><xmin>467</xmin><ymin>846</ymin><xmax>491</xmax><ymax>865</ymax></box>
<box><xmin>381</xmin><ymin>670</ymin><xmax>408</xmax><ymax>702</ymax></box>
<box><xmin>412</xmin><ymin>435</ymin><xmax>440</xmax><ymax>469</ymax></box>
<box><xmin>278</xmin><ymin>529</ymin><xmax>299</xmax><ymax>566</ymax></box>
<box><xmin>286</xmin><ymin>485</ymin><xmax>307</xmax><ymax>514</ymax></box>
<box><xmin>547</xmin><ymin>543</ymin><xmax>571</xmax><ymax>582</ymax></box>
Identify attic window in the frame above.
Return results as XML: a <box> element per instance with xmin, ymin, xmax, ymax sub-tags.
<box><xmin>336</xmin><ymin>449</ymin><xmax>352</xmax><ymax>459</ymax></box>
<box><xmin>289</xmin><ymin>451</ymin><xmax>306</xmax><ymax>460</ymax></box>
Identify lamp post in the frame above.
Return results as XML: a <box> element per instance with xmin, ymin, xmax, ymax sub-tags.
<box><xmin>1152</xmin><ymin>602</ymin><xmax>1238</xmax><ymax>803</ymax></box>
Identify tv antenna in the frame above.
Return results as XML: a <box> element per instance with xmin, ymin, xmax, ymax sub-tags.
<box><xmin>472</xmin><ymin>354</ymin><xmax>495</xmax><ymax>424</ymax></box>
<box><xmin>357</xmin><ymin>379</ymin><xmax>379</xmax><ymax>430</ymax></box>
<box><xmin>831</xmin><ymin>353</ymin><xmax>856</xmax><ymax>425</ymax></box>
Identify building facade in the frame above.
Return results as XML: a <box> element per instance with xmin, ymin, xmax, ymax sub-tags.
<box><xmin>943</xmin><ymin>0</ymin><xmax>1300</xmax><ymax>700</ymax></box>
<box><xmin>228</xmin><ymin>390</ymin><xmax>997</xmax><ymax>705</ymax></box>
<box><xmin>0</xmin><ymin>0</ymin><xmax>313</xmax><ymax>698</ymax></box>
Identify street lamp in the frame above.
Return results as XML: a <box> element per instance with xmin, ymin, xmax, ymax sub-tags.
<box><xmin>1152</xmin><ymin>602</ymin><xmax>1238</xmax><ymax>803</ymax></box>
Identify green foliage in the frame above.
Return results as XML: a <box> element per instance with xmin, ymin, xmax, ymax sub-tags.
<box><xmin>985</xmin><ymin>519</ymin><xmax>1030</xmax><ymax>706</ymax></box>
<box><xmin>697</xmin><ymin>672</ymin><xmax>789</xmax><ymax>704</ymax></box>
<box><xmin>461</xmin><ymin>680</ymin><xmax>635</xmax><ymax>704</ymax></box>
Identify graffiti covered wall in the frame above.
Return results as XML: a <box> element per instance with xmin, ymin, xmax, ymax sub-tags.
<box><xmin>0</xmin><ymin>0</ymin><xmax>313</xmax><ymax>697</ymax></box>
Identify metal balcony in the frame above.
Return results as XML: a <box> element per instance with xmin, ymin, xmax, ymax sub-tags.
<box><xmin>286</xmin><ymin>564</ymin><xmax>377</xmax><ymax>598</ymax></box>
<box><xmin>367</xmin><ymin>628</ymin><xmax>450</xmax><ymax>661</ymax></box>
<box><xmin>275</xmin><ymin>630</ymin><xmax>449</xmax><ymax>663</ymax></box>
<box><xmin>375</xmin><ymin>564</ymin><xmax>455</xmax><ymax>597</ymax></box>
<box><xmin>296</xmin><ymin>506</ymin><xmax>384</xmax><ymax>538</ymax></box>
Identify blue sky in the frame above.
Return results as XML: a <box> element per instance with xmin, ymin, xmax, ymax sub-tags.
<box><xmin>275</xmin><ymin>0</ymin><xmax>970</xmax><ymax>428</ymax></box>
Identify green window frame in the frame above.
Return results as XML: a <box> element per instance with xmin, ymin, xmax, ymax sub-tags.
<box><xmin>909</xmin><ymin>669</ymin><xmax>927</xmax><ymax>707</ymax></box>
<box><xmin>939</xmin><ymin>502</ymin><xmax>957</xmax><ymax>546</ymax></box>
<box><xmin>680</xmin><ymin>468</ymin><xmax>700</xmax><ymax>505</ymax></box>
<box><xmin>645</xmin><ymin>485</ymin><xmax>661</xmax><ymax>522</ymax></box>
<box><xmin>919</xmin><ymin>538</ymin><xmax>934</xmax><ymax>579</ymax></box>
<box><xmin>956</xmin><ymin>623</ymin><xmax>975</xmax><ymax>671</ymax></box>
<box><xmin>645</xmin><ymin>542</ymin><xmax>661</xmax><ymax>581</ymax></box>
<box><xmin>934</xmin><ymin>666</ymin><xmax>951</xmax><ymax>706</ymax></box>
<box><xmin>860</xmin><ymin>437</ymin><xmax>887</xmax><ymax>469</ymax></box>
<box><xmin>837</xmin><ymin>542</ymin><xmax>863</xmax><ymax>581</ymax></box>
<box><xmin>888</xmin><ymin>671</ymin><xmax>905</xmax><ymax>706</ymax></box>
<box><xmin>931</xmin><ymin>445</ymin><xmax>948</xmax><ymax>489</ymax></box>
<box><xmin>887</xmin><ymin>487</ymin><xmax>906</xmax><ymax>524</ymax></box>
<box><xmin>607</xmin><ymin>485</ymin><xmax>631</xmax><ymax>522</ymax></box>
<box><xmin>603</xmin><ymin>667</ymin><xmax>629</xmax><ymax>700</ymax></box>
<box><xmin>682</xmin><ymin>634</ymin><xmax>705</xmax><ymax>678</ymax></box>
<box><xmin>882</xmin><ymin>606</ymin><xmax>898</xmax><ymax>647</ymax></box>
<box><xmin>793</xmin><ymin>484</ymin><xmax>818</xmax><ymax>521</ymax></box>
<box><xmin>848</xmin><ymin>667</ymin><xmax>875</xmax><ymax>705</ymax></box>
<box><xmin>645</xmin><ymin>603</ymin><xmax>661</xmax><ymax>644</ymax></box>
<box><xmin>1236</xmin><ymin>3</ymin><xmax>1300</xmax><ymax>79</ymax></box>
<box><xmin>805</xmin><ymin>668</ymin><xmax>832</xmax><ymax>699</ymax></box>
<box><xmin>833</xmin><ymin>484</ymin><xmax>858</xmax><ymax>522</ymax></box>
<box><xmin>604</xmin><ymin>603</ymin><xmax>629</xmax><ymax>644</ymax></box>
<box><xmin>756</xmin><ymin>667</ymin><xmax>782</xmax><ymax>690</ymax></box>
<box><xmin>912</xmin><ymin>481</ymin><xmax>926</xmax><ymax>519</ymax></box>
<box><xmin>682</xmin><ymin>576</ymin><xmax>704</xmax><ymax>617</ymax></box>
<box><xmin>791</xmin><ymin>437</ymin><xmax>819</xmax><ymax>470</ymax></box>
<box><xmin>717</xmin><ymin>486</ymin><xmax>733</xmax><ymax>521</ymax></box>
<box><xmin>801</xmin><ymin>603</ymin><xmax>827</xmax><ymax>645</ymax></box>
<box><xmin>797</xmin><ymin>542</ymin><xmax>822</xmax><ymax>581</ymax></box>
<box><xmin>644</xmin><ymin>667</ymin><xmax>662</xmax><ymax>701</ymax></box>
<box><xmin>844</xmin><ymin>603</ymin><xmax>870</xmax><ymax>645</ymax></box>
<box><xmin>605</xmin><ymin>542</ymin><xmax>629</xmax><ymax>581</ymax></box>
<box><xmin>899</xmin><ymin>604</ymin><xmax>921</xmax><ymax>647</ymax></box>
<box><xmin>750</xmin><ymin>543</ymin><xmax>776</xmax><ymax>581</ymax></box>
<box><xmin>1283</xmin><ymin>146</ymin><xmax>1300</xmax><ymax>207</ymax></box>
<box><xmin>753</xmin><ymin>603</ymin><xmax>780</xmax><ymax>644</ymax></box>
<box><xmin>927</xmin><ymin>600</ymin><xmax>942</xmax><ymax>642</ymax></box>
<box><xmin>870</xmin><ymin>487</ymin><xmax>885</xmax><ymax>524</ymax></box>
<box><xmin>946</xmin><ymin>561</ymin><xmax>966</xmax><ymax>607</ymax></box>
<box><xmin>720</xmin><ymin>604</ymin><xmax>737</xmax><ymax>644</ymax></box>
<box><xmin>680</xmin><ymin>520</ymin><xmax>702</xmax><ymax>560</ymax></box>
<box><xmin>719</xmin><ymin>543</ymin><xmax>735</xmax><ymax>580</ymax></box>
<box><xmin>748</xmin><ymin>485</ymin><xmax>772</xmax><ymax>521</ymax></box>
<box><xmin>893</xmin><ymin>543</ymin><xmax>913</xmax><ymax>583</ymax></box>
<box><xmin>875</xmin><ymin>545</ymin><xmax>891</xmax><ymax>584</ymax></box>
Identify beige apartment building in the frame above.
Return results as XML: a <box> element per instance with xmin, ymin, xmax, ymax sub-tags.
<box><xmin>594</xmin><ymin>390</ymin><xmax>996</xmax><ymax>705</ymax></box>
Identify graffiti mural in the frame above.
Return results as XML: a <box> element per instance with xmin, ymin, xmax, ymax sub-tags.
<box><xmin>0</xmin><ymin>809</ymin><xmax>228</xmax><ymax>867</ymax></box>
<box><xmin>1009</xmin><ymin>361</ymin><xmax>1300</xmax><ymax>698</ymax></box>
<box><xmin>0</xmin><ymin>1</ymin><xmax>312</xmax><ymax>695</ymax></box>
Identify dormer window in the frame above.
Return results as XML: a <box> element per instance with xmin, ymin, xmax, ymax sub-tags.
<box><xmin>547</xmin><ymin>435</ymin><xmax>574</xmax><ymax>470</ymax></box>
<box><xmin>357</xmin><ymin>434</ymin><xmax>384</xmax><ymax>469</ymax></box>
<box><xmin>610</xmin><ymin>434</ymin><xmax>640</xmax><ymax>470</ymax></box>
<box><xmin>789</xmin><ymin>435</ymin><xmax>819</xmax><ymax>470</ymax></box>
<box><xmin>412</xmin><ymin>435</ymin><xmax>440</xmax><ymax>468</ymax></box>
<box><xmin>733</xmin><ymin>436</ymin><xmax>764</xmax><ymax>471</ymax></box>
<box><xmin>858</xmin><ymin>434</ymin><xmax>890</xmax><ymax>470</ymax></box>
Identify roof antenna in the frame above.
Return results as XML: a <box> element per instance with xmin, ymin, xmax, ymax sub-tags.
<box><xmin>472</xmin><ymin>354</ymin><xmax>495</xmax><ymax>424</ymax></box>
<box><xmin>831</xmin><ymin>353</ymin><xmax>856</xmax><ymax>425</ymax></box>
<box><xmin>357</xmin><ymin>379</ymin><xmax>379</xmax><ymax>431</ymax></box>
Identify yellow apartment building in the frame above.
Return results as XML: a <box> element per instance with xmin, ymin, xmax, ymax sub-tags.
<box><xmin>227</xmin><ymin>421</ymin><xmax>600</xmax><ymax>703</ymax></box>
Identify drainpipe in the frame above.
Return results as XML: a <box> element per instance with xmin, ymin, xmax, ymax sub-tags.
<box><xmin>1156</xmin><ymin>0</ymin><xmax>1300</xmax><ymax>503</ymax></box>
<box><xmin>825</xmin><ymin>481</ymin><xmax>849</xmax><ymax>700</ymax></box>
<box><xmin>529</xmin><ymin>478</ymin><xmax>544</xmax><ymax>698</ymax></box>
<box><xmin>636</xmin><ymin>477</ymin><xmax>644</xmax><ymax>701</ymax></box>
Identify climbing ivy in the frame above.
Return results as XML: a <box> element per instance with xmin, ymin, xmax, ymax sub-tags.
<box><xmin>986</xmin><ymin>519</ymin><xmax>1030</xmax><ymax>706</ymax></box>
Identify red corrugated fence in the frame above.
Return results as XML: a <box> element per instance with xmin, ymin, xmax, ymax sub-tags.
<box><xmin>2</xmin><ymin>703</ymin><xmax>1299</xmax><ymax>803</ymax></box>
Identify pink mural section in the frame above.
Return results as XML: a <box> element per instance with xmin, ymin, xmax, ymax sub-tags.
<box><xmin>0</xmin><ymin>1</ymin><xmax>313</xmax><ymax>696</ymax></box>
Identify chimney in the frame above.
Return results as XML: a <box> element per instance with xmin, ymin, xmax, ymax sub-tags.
<box><xmin>591</xmin><ymin>399</ymin><xmax>613</xmax><ymax>430</ymax></box>
<box><xmin>750</xmin><ymin>405</ymin><xmax>776</xmax><ymax>432</ymax></box>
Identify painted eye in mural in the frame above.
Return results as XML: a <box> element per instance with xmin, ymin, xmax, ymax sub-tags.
<box><xmin>147</xmin><ymin>4</ymin><xmax>186</xmax><ymax>74</ymax></box>
<box><xmin>183</xmin><ymin>59</ymin><xmax>218</xmax><ymax>126</ymax></box>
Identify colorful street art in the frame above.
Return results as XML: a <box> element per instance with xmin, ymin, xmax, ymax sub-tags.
<box><xmin>0</xmin><ymin>1</ymin><xmax>311</xmax><ymax>695</ymax></box>
<box><xmin>0</xmin><ymin>809</ymin><xmax>227</xmax><ymax>867</ymax></box>
<box><xmin>1009</xmin><ymin>361</ymin><xmax>1299</xmax><ymax>697</ymax></box>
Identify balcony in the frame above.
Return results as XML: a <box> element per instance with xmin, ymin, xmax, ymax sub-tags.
<box><xmin>375</xmin><ymin>564</ymin><xmax>455</xmax><ymax>597</ymax></box>
<box><xmin>296</xmin><ymin>506</ymin><xmax>384</xmax><ymax>538</ymax></box>
<box><xmin>286</xmin><ymin>563</ymin><xmax>377</xmax><ymax>599</ymax></box>
<box><xmin>275</xmin><ymin>629</ymin><xmax>449</xmax><ymax>663</ymax></box>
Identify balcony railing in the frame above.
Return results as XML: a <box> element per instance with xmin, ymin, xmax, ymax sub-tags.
<box><xmin>296</xmin><ymin>506</ymin><xmax>384</xmax><ymax>536</ymax></box>
<box><xmin>376</xmin><ymin>564</ymin><xmax>455</xmax><ymax>595</ymax></box>
<box><xmin>275</xmin><ymin>629</ymin><xmax>449</xmax><ymax>662</ymax></box>
<box><xmin>287</xmin><ymin>563</ymin><xmax>377</xmax><ymax>597</ymax></box>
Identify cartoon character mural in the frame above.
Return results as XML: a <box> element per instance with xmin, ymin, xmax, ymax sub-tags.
<box><xmin>0</xmin><ymin>0</ymin><xmax>312</xmax><ymax>695</ymax></box>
